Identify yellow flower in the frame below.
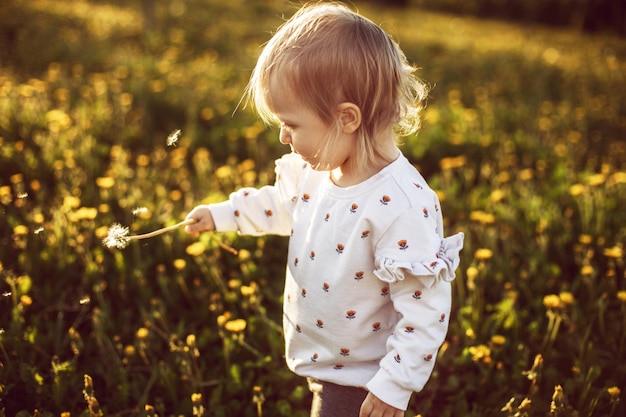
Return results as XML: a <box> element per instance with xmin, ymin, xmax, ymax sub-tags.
<box><xmin>424</xmin><ymin>107</ymin><xmax>440</xmax><ymax>124</ymax></box>
<box><xmin>136</xmin><ymin>154</ymin><xmax>150</xmax><ymax>167</ymax></box>
<box><xmin>95</xmin><ymin>177</ymin><xmax>115</xmax><ymax>188</ymax></box>
<box><xmin>228</xmin><ymin>279</ymin><xmax>241</xmax><ymax>289</ymax></box>
<box><xmin>439</xmin><ymin>155</ymin><xmax>467</xmax><ymax>170</ymax></box>
<box><xmin>170</xmin><ymin>190</ymin><xmax>182</xmax><ymax>201</ymax></box>
<box><xmin>9</xmin><ymin>173</ymin><xmax>23</xmax><ymax>183</ymax></box>
<box><xmin>20</xmin><ymin>295</ymin><xmax>33</xmax><ymax>306</ymax></box>
<box><xmin>186</xmin><ymin>334</ymin><xmax>196</xmax><ymax>346</ymax></box>
<box><xmin>543</xmin><ymin>294</ymin><xmax>561</xmax><ymax>309</ymax></box>
<box><xmin>186</xmin><ymin>242</ymin><xmax>205</xmax><ymax>256</ymax></box>
<box><xmin>568</xmin><ymin>184</ymin><xmax>586</xmax><ymax>196</ymax></box>
<box><xmin>63</xmin><ymin>196</ymin><xmax>81</xmax><ymax>210</ymax></box>
<box><xmin>469</xmin><ymin>210</ymin><xmax>496</xmax><ymax>224</ymax></box>
<box><xmin>68</xmin><ymin>207</ymin><xmax>98</xmax><ymax>222</ymax></box>
<box><xmin>475</xmin><ymin>248</ymin><xmax>493</xmax><ymax>261</ymax></box>
<box><xmin>581</xmin><ymin>265</ymin><xmax>594</xmax><ymax>276</ymax></box>
<box><xmin>466</xmin><ymin>266</ymin><xmax>479</xmax><ymax>280</ymax></box>
<box><xmin>119</xmin><ymin>92</ymin><xmax>133</xmax><ymax>107</ymax></box>
<box><xmin>200</xmin><ymin>107</ymin><xmax>214</xmax><ymax>121</ymax></box>
<box><xmin>45</xmin><ymin>109</ymin><xmax>72</xmax><ymax>131</ymax></box>
<box><xmin>95</xmin><ymin>225</ymin><xmax>109</xmax><ymax>239</ymax></box>
<box><xmin>241</xmin><ymin>285</ymin><xmax>256</xmax><ymax>297</ymax></box>
<box><xmin>609</xmin><ymin>171</ymin><xmax>626</xmax><ymax>185</ymax></box>
<box><xmin>519</xmin><ymin>397</ymin><xmax>532</xmax><ymax>410</ymax></box>
<box><xmin>607</xmin><ymin>386</ymin><xmax>621</xmax><ymax>400</ymax></box>
<box><xmin>224</xmin><ymin>318</ymin><xmax>247</xmax><ymax>333</ymax></box>
<box><xmin>578</xmin><ymin>234</ymin><xmax>593</xmax><ymax>245</ymax></box>
<box><xmin>497</xmin><ymin>171</ymin><xmax>511</xmax><ymax>183</ymax></box>
<box><xmin>136</xmin><ymin>327</ymin><xmax>149</xmax><ymax>340</ymax></box>
<box><xmin>468</xmin><ymin>344</ymin><xmax>491</xmax><ymax>363</ymax></box>
<box><xmin>237</xmin><ymin>249</ymin><xmax>252</xmax><ymax>261</ymax></box>
<box><xmin>617</xmin><ymin>291</ymin><xmax>626</xmax><ymax>304</ymax></box>
<box><xmin>489</xmin><ymin>189</ymin><xmax>505</xmax><ymax>203</ymax></box>
<box><xmin>191</xmin><ymin>392</ymin><xmax>203</xmax><ymax>402</ymax></box>
<box><xmin>519</xmin><ymin>168</ymin><xmax>534</xmax><ymax>181</ymax></box>
<box><xmin>559</xmin><ymin>292</ymin><xmax>574</xmax><ymax>305</ymax></box>
<box><xmin>490</xmin><ymin>334</ymin><xmax>506</xmax><ymax>346</ymax></box>
<box><xmin>124</xmin><ymin>345</ymin><xmax>136</xmax><ymax>357</ymax></box>
<box><xmin>603</xmin><ymin>246</ymin><xmax>623</xmax><ymax>259</ymax></box>
<box><xmin>215</xmin><ymin>165</ymin><xmax>233</xmax><ymax>179</ymax></box>
<box><xmin>217</xmin><ymin>312</ymin><xmax>231</xmax><ymax>327</ymax></box>
<box><xmin>587</xmin><ymin>173</ymin><xmax>606</xmax><ymax>187</ymax></box>
<box><xmin>13</xmin><ymin>225</ymin><xmax>28</xmax><ymax>235</ymax></box>
<box><xmin>173</xmin><ymin>259</ymin><xmax>186</xmax><ymax>270</ymax></box>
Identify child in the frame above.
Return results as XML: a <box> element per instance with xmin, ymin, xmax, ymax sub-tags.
<box><xmin>185</xmin><ymin>2</ymin><xmax>464</xmax><ymax>416</ymax></box>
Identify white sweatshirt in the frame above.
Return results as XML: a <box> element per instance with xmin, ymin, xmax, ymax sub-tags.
<box><xmin>209</xmin><ymin>152</ymin><xmax>464</xmax><ymax>410</ymax></box>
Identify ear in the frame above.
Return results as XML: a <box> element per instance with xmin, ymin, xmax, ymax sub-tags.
<box><xmin>336</xmin><ymin>102</ymin><xmax>361</xmax><ymax>134</ymax></box>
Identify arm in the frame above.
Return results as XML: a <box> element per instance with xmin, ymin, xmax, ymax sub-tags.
<box><xmin>185</xmin><ymin>152</ymin><xmax>305</xmax><ymax>237</ymax></box>
<box><xmin>367</xmin><ymin>207</ymin><xmax>464</xmax><ymax>410</ymax></box>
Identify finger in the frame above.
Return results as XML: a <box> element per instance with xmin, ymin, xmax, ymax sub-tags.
<box><xmin>184</xmin><ymin>223</ymin><xmax>199</xmax><ymax>236</ymax></box>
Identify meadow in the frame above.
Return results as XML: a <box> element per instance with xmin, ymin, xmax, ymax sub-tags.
<box><xmin>0</xmin><ymin>0</ymin><xmax>625</xmax><ymax>416</ymax></box>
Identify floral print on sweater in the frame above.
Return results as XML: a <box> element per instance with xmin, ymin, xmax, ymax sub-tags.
<box><xmin>209</xmin><ymin>152</ymin><xmax>464</xmax><ymax>410</ymax></box>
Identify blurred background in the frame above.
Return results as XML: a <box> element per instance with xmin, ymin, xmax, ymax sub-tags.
<box><xmin>0</xmin><ymin>1</ymin><xmax>625</xmax><ymax>416</ymax></box>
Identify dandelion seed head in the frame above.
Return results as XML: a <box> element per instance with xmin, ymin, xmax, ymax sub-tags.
<box><xmin>17</xmin><ymin>191</ymin><xmax>28</xmax><ymax>199</ymax></box>
<box><xmin>102</xmin><ymin>223</ymin><xmax>130</xmax><ymax>249</ymax></box>
<box><xmin>167</xmin><ymin>129</ymin><xmax>181</xmax><ymax>146</ymax></box>
<box><xmin>132</xmin><ymin>207</ymin><xmax>148</xmax><ymax>215</ymax></box>
<box><xmin>34</xmin><ymin>227</ymin><xmax>44</xmax><ymax>235</ymax></box>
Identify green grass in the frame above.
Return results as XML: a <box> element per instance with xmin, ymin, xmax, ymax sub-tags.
<box><xmin>1</xmin><ymin>1</ymin><xmax>625</xmax><ymax>416</ymax></box>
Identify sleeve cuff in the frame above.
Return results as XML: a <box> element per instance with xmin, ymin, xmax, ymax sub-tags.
<box><xmin>366</xmin><ymin>369</ymin><xmax>413</xmax><ymax>411</ymax></box>
<box><xmin>209</xmin><ymin>201</ymin><xmax>239</xmax><ymax>232</ymax></box>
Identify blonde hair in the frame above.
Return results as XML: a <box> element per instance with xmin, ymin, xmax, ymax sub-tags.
<box><xmin>244</xmin><ymin>2</ymin><xmax>428</xmax><ymax>171</ymax></box>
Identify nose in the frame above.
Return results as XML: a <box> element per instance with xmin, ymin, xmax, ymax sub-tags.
<box><xmin>279</xmin><ymin>127</ymin><xmax>291</xmax><ymax>145</ymax></box>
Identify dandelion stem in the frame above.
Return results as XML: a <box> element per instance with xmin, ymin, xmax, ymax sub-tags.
<box><xmin>127</xmin><ymin>218</ymin><xmax>196</xmax><ymax>241</ymax></box>
<box><xmin>103</xmin><ymin>218</ymin><xmax>238</xmax><ymax>255</ymax></box>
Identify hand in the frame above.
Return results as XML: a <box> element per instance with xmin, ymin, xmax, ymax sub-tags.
<box><xmin>359</xmin><ymin>393</ymin><xmax>404</xmax><ymax>417</ymax></box>
<box><xmin>184</xmin><ymin>205</ymin><xmax>216</xmax><ymax>237</ymax></box>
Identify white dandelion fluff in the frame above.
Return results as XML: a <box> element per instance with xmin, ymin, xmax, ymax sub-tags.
<box><xmin>132</xmin><ymin>206</ymin><xmax>148</xmax><ymax>216</ymax></box>
<box><xmin>102</xmin><ymin>223</ymin><xmax>130</xmax><ymax>249</ymax></box>
<box><xmin>166</xmin><ymin>129</ymin><xmax>182</xmax><ymax>147</ymax></box>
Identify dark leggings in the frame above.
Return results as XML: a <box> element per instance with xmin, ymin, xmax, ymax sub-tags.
<box><xmin>308</xmin><ymin>378</ymin><xmax>369</xmax><ymax>417</ymax></box>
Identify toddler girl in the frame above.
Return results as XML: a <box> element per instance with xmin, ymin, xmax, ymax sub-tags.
<box><xmin>186</xmin><ymin>3</ymin><xmax>464</xmax><ymax>416</ymax></box>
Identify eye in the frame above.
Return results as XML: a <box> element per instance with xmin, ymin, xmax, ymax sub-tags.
<box><xmin>281</xmin><ymin>121</ymin><xmax>295</xmax><ymax>130</ymax></box>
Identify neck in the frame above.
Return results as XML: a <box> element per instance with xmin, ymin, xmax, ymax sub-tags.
<box><xmin>331</xmin><ymin>145</ymin><xmax>400</xmax><ymax>187</ymax></box>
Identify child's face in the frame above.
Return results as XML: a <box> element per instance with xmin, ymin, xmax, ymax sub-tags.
<box><xmin>268</xmin><ymin>75</ymin><xmax>353</xmax><ymax>171</ymax></box>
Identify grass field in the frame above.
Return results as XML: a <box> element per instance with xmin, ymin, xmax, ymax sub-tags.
<box><xmin>1</xmin><ymin>1</ymin><xmax>625</xmax><ymax>416</ymax></box>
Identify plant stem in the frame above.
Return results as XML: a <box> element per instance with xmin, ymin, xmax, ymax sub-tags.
<box><xmin>128</xmin><ymin>219</ymin><xmax>238</xmax><ymax>255</ymax></box>
<box><xmin>128</xmin><ymin>218</ymin><xmax>196</xmax><ymax>241</ymax></box>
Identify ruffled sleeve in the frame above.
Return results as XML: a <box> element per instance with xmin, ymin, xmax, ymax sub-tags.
<box><xmin>374</xmin><ymin>232</ymin><xmax>464</xmax><ymax>285</ymax></box>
